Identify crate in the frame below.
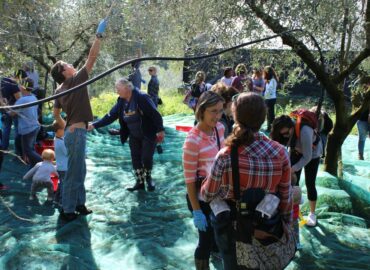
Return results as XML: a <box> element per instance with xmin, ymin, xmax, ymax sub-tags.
<box><xmin>35</xmin><ymin>139</ymin><xmax>54</xmax><ymax>155</ymax></box>
<box><xmin>176</xmin><ymin>125</ymin><xmax>192</xmax><ymax>132</ymax></box>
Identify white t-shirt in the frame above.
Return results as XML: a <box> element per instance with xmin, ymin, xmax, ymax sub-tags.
<box><xmin>264</xmin><ymin>78</ymin><xmax>277</xmax><ymax>99</ymax></box>
<box><xmin>221</xmin><ymin>77</ymin><xmax>233</xmax><ymax>87</ymax></box>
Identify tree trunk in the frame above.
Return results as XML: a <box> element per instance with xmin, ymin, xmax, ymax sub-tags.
<box><xmin>324</xmin><ymin>129</ymin><xmax>345</xmax><ymax>176</ymax></box>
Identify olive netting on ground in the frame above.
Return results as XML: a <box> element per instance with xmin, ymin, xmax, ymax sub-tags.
<box><xmin>0</xmin><ymin>114</ymin><xmax>369</xmax><ymax>270</ymax></box>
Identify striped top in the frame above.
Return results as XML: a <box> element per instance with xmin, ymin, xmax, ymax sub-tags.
<box><xmin>183</xmin><ymin>122</ymin><xmax>225</xmax><ymax>184</ymax></box>
<box><xmin>201</xmin><ymin>132</ymin><xmax>292</xmax><ymax>222</ymax></box>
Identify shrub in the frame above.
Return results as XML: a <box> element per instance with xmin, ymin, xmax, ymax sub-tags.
<box><xmin>90</xmin><ymin>89</ymin><xmax>192</xmax><ymax>117</ymax></box>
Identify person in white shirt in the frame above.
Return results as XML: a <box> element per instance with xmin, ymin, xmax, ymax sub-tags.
<box><xmin>220</xmin><ymin>67</ymin><xmax>234</xmax><ymax>86</ymax></box>
<box><xmin>263</xmin><ymin>66</ymin><xmax>278</xmax><ymax>131</ymax></box>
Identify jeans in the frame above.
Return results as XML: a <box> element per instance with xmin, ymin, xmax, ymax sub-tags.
<box><xmin>62</xmin><ymin>128</ymin><xmax>87</xmax><ymax>213</ymax></box>
<box><xmin>21</xmin><ymin>127</ymin><xmax>42</xmax><ymax>167</ymax></box>
<box><xmin>320</xmin><ymin>133</ymin><xmax>328</xmax><ymax>158</ymax></box>
<box><xmin>1</xmin><ymin>113</ymin><xmax>22</xmax><ymax>155</ymax></box>
<box><xmin>210</xmin><ymin>212</ymin><xmax>237</xmax><ymax>270</ymax></box>
<box><xmin>55</xmin><ymin>170</ymin><xmax>66</xmax><ymax>204</ymax></box>
<box><xmin>357</xmin><ymin>120</ymin><xmax>370</xmax><ymax>155</ymax></box>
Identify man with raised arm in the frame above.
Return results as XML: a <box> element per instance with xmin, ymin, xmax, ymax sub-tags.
<box><xmin>50</xmin><ymin>19</ymin><xmax>107</xmax><ymax>222</ymax></box>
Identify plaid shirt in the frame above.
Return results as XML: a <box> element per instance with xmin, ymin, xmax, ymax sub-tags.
<box><xmin>201</xmin><ymin>132</ymin><xmax>292</xmax><ymax>222</ymax></box>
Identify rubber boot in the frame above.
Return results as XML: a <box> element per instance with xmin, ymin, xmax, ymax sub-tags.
<box><xmin>127</xmin><ymin>169</ymin><xmax>145</xmax><ymax>192</ymax></box>
<box><xmin>194</xmin><ymin>259</ymin><xmax>210</xmax><ymax>270</ymax></box>
<box><xmin>144</xmin><ymin>168</ymin><xmax>155</xmax><ymax>192</ymax></box>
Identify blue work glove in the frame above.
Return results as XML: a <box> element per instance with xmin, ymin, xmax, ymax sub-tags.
<box><xmin>96</xmin><ymin>19</ymin><xmax>108</xmax><ymax>37</ymax></box>
<box><xmin>193</xmin><ymin>209</ymin><xmax>208</xmax><ymax>232</ymax></box>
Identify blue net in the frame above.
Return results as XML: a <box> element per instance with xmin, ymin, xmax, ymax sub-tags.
<box><xmin>0</xmin><ymin>114</ymin><xmax>369</xmax><ymax>270</ymax></box>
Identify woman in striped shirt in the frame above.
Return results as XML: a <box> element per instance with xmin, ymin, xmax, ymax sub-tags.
<box><xmin>182</xmin><ymin>91</ymin><xmax>225</xmax><ymax>270</ymax></box>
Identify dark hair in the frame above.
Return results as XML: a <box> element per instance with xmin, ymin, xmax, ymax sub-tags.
<box><xmin>14</xmin><ymin>69</ymin><xmax>27</xmax><ymax>79</ymax></box>
<box><xmin>253</xmin><ymin>68</ymin><xmax>262</xmax><ymax>78</ymax></box>
<box><xmin>211</xmin><ymin>83</ymin><xmax>238</xmax><ymax>107</ymax></box>
<box><xmin>270</xmin><ymin>115</ymin><xmax>294</xmax><ymax>144</ymax></box>
<box><xmin>225</xmin><ymin>92</ymin><xmax>266</xmax><ymax>147</ymax></box>
<box><xmin>263</xmin><ymin>66</ymin><xmax>277</xmax><ymax>81</ymax></box>
<box><xmin>224</xmin><ymin>67</ymin><xmax>233</xmax><ymax>77</ymax></box>
<box><xmin>195</xmin><ymin>91</ymin><xmax>224</xmax><ymax>122</ymax></box>
<box><xmin>50</xmin><ymin>61</ymin><xmax>66</xmax><ymax>84</ymax></box>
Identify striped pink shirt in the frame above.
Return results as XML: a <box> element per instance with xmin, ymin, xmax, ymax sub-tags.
<box><xmin>183</xmin><ymin>122</ymin><xmax>225</xmax><ymax>184</ymax></box>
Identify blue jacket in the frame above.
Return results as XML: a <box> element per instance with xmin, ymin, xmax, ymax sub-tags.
<box><xmin>93</xmin><ymin>89</ymin><xmax>164</xmax><ymax>144</ymax></box>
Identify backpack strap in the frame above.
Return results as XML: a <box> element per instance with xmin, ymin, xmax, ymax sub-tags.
<box><xmin>215</xmin><ymin>127</ymin><xmax>221</xmax><ymax>150</ymax></box>
<box><xmin>295</xmin><ymin>116</ymin><xmax>302</xmax><ymax>139</ymax></box>
<box><xmin>231</xmin><ymin>145</ymin><xmax>240</xmax><ymax>202</ymax></box>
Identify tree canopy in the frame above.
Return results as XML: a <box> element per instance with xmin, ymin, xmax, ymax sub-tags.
<box><xmin>0</xmin><ymin>0</ymin><xmax>369</xmax><ymax>175</ymax></box>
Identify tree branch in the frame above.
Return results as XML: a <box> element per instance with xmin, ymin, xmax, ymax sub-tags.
<box><xmin>72</xmin><ymin>38</ymin><xmax>92</xmax><ymax>68</ymax></box>
<box><xmin>348</xmin><ymin>87</ymin><xmax>370</xmax><ymax>127</ymax></box>
<box><xmin>333</xmin><ymin>48</ymin><xmax>370</xmax><ymax>84</ymax></box>
<box><xmin>366</xmin><ymin>0</ymin><xmax>370</xmax><ymax>49</ymax></box>
<box><xmin>245</xmin><ymin>0</ymin><xmax>332</xmax><ymax>91</ymax></box>
<box><xmin>55</xmin><ymin>25</ymin><xmax>95</xmax><ymax>56</ymax></box>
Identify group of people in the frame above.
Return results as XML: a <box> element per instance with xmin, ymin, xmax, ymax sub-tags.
<box><xmin>0</xmin><ymin>15</ymin><xmax>369</xmax><ymax>270</ymax></box>
<box><xmin>0</xmin><ymin>18</ymin><xmax>164</xmax><ymax>222</ymax></box>
<box><xmin>186</xmin><ymin>64</ymin><xmax>279</xmax><ymax>131</ymax></box>
<box><xmin>183</xmin><ymin>91</ymin><xmax>297</xmax><ymax>269</ymax></box>
<box><xmin>181</xmin><ymin>65</ymin><xmax>368</xmax><ymax>269</ymax></box>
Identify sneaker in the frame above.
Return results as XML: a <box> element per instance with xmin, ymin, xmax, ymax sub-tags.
<box><xmin>306</xmin><ymin>213</ymin><xmax>317</xmax><ymax>227</ymax></box>
<box><xmin>75</xmin><ymin>205</ymin><xmax>93</xmax><ymax>215</ymax></box>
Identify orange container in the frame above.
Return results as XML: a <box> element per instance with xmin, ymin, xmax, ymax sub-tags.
<box><xmin>176</xmin><ymin>125</ymin><xmax>192</xmax><ymax>132</ymax></box>
<box><xmin>50</xmin><ymin>173</ymin><xmax>59</xmax><ymax>192</ymax></box>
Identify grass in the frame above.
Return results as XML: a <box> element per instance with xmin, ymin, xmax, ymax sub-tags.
<box><xmin>90</xmin><ymin>89</ymin><xmax>192</xmax><ymax>118</ymax></box>
<box><xmin>89</xmin><ymin>91</ymin><xmax>361</xmax><ymax>136</ymax></box>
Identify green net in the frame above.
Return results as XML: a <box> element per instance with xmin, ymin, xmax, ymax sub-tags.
<box><xmin>0</xmin><ymin>114</ymin><xmax>369</xmax><ymax>270</ymax></box>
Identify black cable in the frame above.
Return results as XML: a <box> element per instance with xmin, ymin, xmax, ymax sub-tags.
<box><xmin>0</xmin><ymin>28</ymin><xmax>325</xmax><ymax>110</ymax></box>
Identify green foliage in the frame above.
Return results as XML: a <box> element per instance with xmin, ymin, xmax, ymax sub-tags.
<box><xmin>90</xmin><ymin>89</ymin><xmax>192</xmax><ymax>118</ymax></box>
<box><xmin>157</xmin><ymin>90</ymin><xmax>193</xmax><ymax>116</ymax></box>
<box><xmin>90</xmin><ymin>92</ymin><xmax>118</xmax><ymax>118</ymax></box>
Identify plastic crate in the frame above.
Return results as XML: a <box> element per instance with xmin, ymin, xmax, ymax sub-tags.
<box><xmin>175</xmin><ymin>125</ymin><xmax>192</xmax><ymax>132</ymax></box>
<box><xmin>35</xmin><ymin>139</ymin><xmax>54</xmax><ymax>155</ymax></box>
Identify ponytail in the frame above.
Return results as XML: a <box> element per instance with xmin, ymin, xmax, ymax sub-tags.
<box><xmin>225</xmin><ymin>123</ymin><xmax>255</xmax><ymax>148</ymax></box>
